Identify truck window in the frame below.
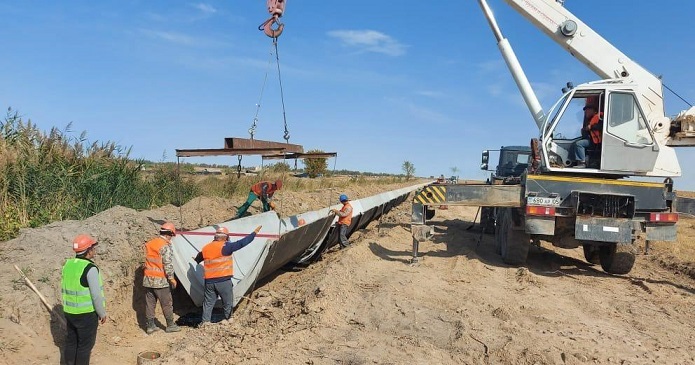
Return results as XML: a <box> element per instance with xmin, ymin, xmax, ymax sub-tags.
<box><xmin>607</xmin><ymin>92</ymin><xmax>653</xmax><ymax>145</ymax></box>
<box><xmin>551</xmin><ymin>97</ymin><xmax>586</xmax><ymax>140</ymax></box>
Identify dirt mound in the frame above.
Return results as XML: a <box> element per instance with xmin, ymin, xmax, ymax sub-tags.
<box><xmin>1</xmin><ymin>181</ymin><xmax>694</xmax><ymax>365</ymax></box>
<box><xmin>0</xmin><ymin>180</ymin><xmax>419</xmax><ymax>364</ymax></box>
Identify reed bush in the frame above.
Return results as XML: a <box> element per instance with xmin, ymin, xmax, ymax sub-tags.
<box><xmin>0</xmin><ymin>108</ymin><xmax>408</xmax><ymax>241</ymax></box>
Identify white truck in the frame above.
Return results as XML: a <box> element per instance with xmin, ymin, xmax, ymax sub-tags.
<box><xmin>411</xmin><ymin>0</ymin><xmax>695</xmax><ymax>274</ymax></box>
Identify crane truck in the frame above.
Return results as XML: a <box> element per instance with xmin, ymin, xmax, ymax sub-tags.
<box><xmin>411</xmin><ymin>0</ymin><xmax>695</xmax><ymax>274</ymax></box>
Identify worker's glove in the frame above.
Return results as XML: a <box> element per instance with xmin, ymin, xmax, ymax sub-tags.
<box><xmin>168</xmin><ymin>277</ymin><xmax>177</xmax><ymax>289</ymax></box>
<box><xmin>269</xmin><ymin>201</ymin><xmax>276</xmax><ymax>210</ymax></box>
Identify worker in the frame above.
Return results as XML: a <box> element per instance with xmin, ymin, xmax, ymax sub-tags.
<box><xmin>571</xmin><ymin>96</ymin><xmax>603</xmax><ymax>168</ymax></box>
<box><xmin>142</xmin><ymin>222</ymin><xmax>180</xmax><ymax>334</ymax></box>
<box><xmin>235</xmin><ymin>180</ymin><xmax>282</xmax><ymax>219</ymax></box>
<box><xmin>194</xmin><ymin>225</ymin><xmax>262</xmax><ymax>326</ymax></box>
<box><xmin>330</xmin><ymin>194</ymin><xmax>353</xmax><ymax>249</ymax></box>
<box><xmin>61</xmin><ymin>234</ymin><xmax>107</xmax><ymax>365</ymax></box>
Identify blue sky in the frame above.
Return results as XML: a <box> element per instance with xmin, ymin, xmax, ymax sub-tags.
<box><xmin>2</xmin><ymin>1</ymin><xmax>694</xmax><ymax>189</ymax></box>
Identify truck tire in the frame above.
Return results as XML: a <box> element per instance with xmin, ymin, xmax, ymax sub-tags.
<box><xmin>496</xmin><ymin>208</ymin><xmax>530</xmax><ymax>265</ymax></box>
<box><xmin>599</xmin><ymin>243</ymin><xmax>636</xmax><ymax>275</ymax></box>
<box><xmin>480</xmin><ymin>207</ymin><xmax>495</xmax><ymax>234</ymax></box>
<box><xmin>425</xmin><ymin>208</ymin><xmax>435</xmax><ymax>220</ymax></box>
<box><xmin>582</xmin><ymin>244</ymin><xmax>601</xmax><ymax>265</ymax></box>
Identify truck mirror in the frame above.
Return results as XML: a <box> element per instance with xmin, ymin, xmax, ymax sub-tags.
<box><xmin>481</xmin><ymin>150</ymin><xmax>489</xmax><ymax>170</ymax></box>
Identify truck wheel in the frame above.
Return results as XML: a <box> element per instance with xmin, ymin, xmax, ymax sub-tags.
<box><xmin>425</xmin><ymin>208</ymin><xmax>435</xmax><ymax>220</ymax></box>
<box><xmin>496</xmin><ymin>208</ymin><xmax>530</xmax><ymax>265</ymax></box>
<box><xmin>599</xmin><ymin>243</ymin><xmax>636</xmax><ymax>275</ymax></box>
<box><xmin>480</xmin><ymin>207</ymin><xmax>495</xmax><ymax>234</ymax></box>
<box><xmin>582</xmin><ymin>244</ymin><xmax>601</xmax><ymax>265</ymax></box>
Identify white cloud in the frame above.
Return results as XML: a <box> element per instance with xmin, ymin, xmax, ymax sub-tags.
<box><xmin>327</xmin><ymin>30</ymin><xmax>407</xmax><ymax>56</ymax></box>
<box><xmin>193</xmin><ymin>3</ymin><xmax>216</xmax><ymax>14</ymax></box>
<box><xmin>139</xmin><ymin>29</ymin><xmax>228</xmax><ymax>48</ymax></box>
<box><xmin>141</xmin><ymin>29</ymin><xmax>197</xmax><ymax>46</ymax></box>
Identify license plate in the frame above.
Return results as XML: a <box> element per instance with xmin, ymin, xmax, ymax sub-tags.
<box><xmin>527</xmin><ymin>196</ymin><xmax>560</xmax><ymax>206</ymax></box>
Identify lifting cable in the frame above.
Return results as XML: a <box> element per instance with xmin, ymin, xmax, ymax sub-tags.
<box><xmin>273</xmin><ymin>38</ymin><xmax>291</xmax><ymax>143</ymax></box>
<box><xmin>663</xmin><ymin>82</ymin><xmax>693</xmax><ymax>108</ymax></box>
<box><xmin>248</xmin><ymin>42</ymin><xmax>277</xmax><ymax>141</ymax></box>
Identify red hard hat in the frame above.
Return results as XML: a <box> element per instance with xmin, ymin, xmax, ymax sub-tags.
<box><xmin>215</xmin><ymin>227</ymin><xmax>230</xmax><ymax>235</ymax></box>
<box><xmin>72</xmin><ymin>234</ymin><xmax>97</xmax><ymax>253</ymax></box>
<box><xmin>275</xmin><ymin>180</ymin><xmax>283</xmax><ymax>189</ymax></box>
<box><xmin>160</xmin><ymin>222</ymin><xmax>176</xmax><ymax>236</ymax></box>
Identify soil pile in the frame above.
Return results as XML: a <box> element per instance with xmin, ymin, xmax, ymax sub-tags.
<box><xmin>0</xmin><ymin>180</ymin><xmax>693</xmax><ymax>365</ymax></box>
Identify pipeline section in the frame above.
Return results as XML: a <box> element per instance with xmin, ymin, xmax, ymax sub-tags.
<box><xmin>171</xmin><ymin>182</ymin><xmax>429</xmax><ymax>307</ymax></box>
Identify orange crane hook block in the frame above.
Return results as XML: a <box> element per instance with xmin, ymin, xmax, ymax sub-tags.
<box><xmin>260</xmin><ymin>0</ymin><xmax>286</xmax><ymax>38</ymax></box>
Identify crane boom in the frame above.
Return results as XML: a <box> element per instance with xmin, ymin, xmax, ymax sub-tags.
<box><xmin>501</xmin><ymin>0</ymin><xmax>664</xmax><ymax>119</ymax></box>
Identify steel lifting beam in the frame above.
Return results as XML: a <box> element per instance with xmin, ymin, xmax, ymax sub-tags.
<box><xmin>224</xmin><ymin>137</ymin><xmax>303</xmax><ymax>154</ymax></box>
<box><xmin>175</xmin><ymin>148</ymin><xmax>286</xmax><ymax>157</ymax></box>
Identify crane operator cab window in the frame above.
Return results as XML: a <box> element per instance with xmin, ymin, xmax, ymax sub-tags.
<box><xmin>547</xmin><ymin>92</ymin><xmax>604</xmax><ymax>169</ymax></box>
<box><xmin>606</xmin><ymin>93</ymin><xmax>653</xmax><ymax>145</ymax></box>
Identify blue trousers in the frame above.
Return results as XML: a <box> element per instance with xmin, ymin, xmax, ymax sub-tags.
<box><xmin>338</xmin><ymin>224</ymin><xmax>350</xmax><ymax>248</ymax></box>
<box><xmin>571</xmin><ymin>138</ymin><xmax>593</xmax><ymax>163</ymax></box>
<box><xmin>201</xmin><ymin>280</ymin><xmax>234</xmax><ymax>323</ymax></box>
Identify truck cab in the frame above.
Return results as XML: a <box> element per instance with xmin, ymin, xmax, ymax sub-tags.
<box><xmin>481</xmin><ymin>145</ymin><xmax>532</xmax><ymax>184</ymax></box>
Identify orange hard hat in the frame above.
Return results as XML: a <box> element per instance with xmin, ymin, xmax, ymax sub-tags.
<box><xmin>584</xmin><ymin>95</ymin><xmax>599</xmax><ymax>110</ymax></box>
<box><xmin>72</xmin><ymin>234</ymin><xmax>97</xmax><ymax>253</ymax></box>
<box><xmin>215</xmin><ymin>227</ymin><xmax>230</xmax><ymax>235</ymax></box>
<box><xmin>275</xmin><ymin>180</ymin><xmax>283</xmax><ymax>189</ymax></box>
<box><xmin>160</xmin><ymin>222</ymin><xmax>176</xmax><ymax>236</ymax></box>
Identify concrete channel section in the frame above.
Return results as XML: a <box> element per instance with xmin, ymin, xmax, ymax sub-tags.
<box><xmin>170</xmin><ymin>182</ymin><xmax>429</xmax><ymax>307</ymax></box>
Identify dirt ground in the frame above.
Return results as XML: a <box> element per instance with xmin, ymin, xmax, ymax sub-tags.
<box><xmin>0</xmin><ymin>180</ymin><xmax>694</xmax><ymax>365</ymax></box>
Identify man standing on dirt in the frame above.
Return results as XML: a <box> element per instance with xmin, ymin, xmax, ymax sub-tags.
<box><xmin>194</xmin><ymin>225</ymin><xmax>262</xmax><ymax>326</ymax></box>
<box><xmin>235</xmin><ymin>180</ymin><xmax>282</xmax><ymax>219</ymax></box>
<box><xmin>330</xmin><ymin>194</ymin><xmax>353</xmax><ymax>249</ymax></box>
<box><xmin>142</xmin><ymin>222</ymin><xmax>180</xmax><ymax>334</ymax></box>
<box><xmin>61</xmin><ymin>234</ymin><xmax>107</xmax><ymax>365</ymax></box>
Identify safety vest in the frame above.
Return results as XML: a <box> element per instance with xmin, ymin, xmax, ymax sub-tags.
<box><xmin>61</xmin><ymin>258</ymin><xmax>104</xmax><ymax>315</ymax></box>
<box><xmin>201</xmin><ymin>240</ymin><xmax>233</xmax><ymax>279</ymax></box>
<box><xmin>338</xmin><ymin>202</ymin><xmax>353</xmax><ymax>226</ymax></box>
<box><xmin>144</xmin><ymin>236</ymin><xmax>168</xmax><ymax>279</ymax></box>
<box><xmin>251</xmin><ymin>181</ymin><xmax>277</xmax><ymax>199</ymax></box>
<box><xmin>588</xmin><ymin>113</ymin><xmax>603</xmax><ymax>144</ymax></box>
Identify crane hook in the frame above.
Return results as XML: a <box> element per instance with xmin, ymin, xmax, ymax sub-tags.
<box><xmin>262</xmin><ymin>17</ymin><xmax>284</xmax><ymax>38</ymax></box>
<box><xmin>259</xmin><ymin>0</ymin><xmax>286</xmax><ymax>38</ymax></box>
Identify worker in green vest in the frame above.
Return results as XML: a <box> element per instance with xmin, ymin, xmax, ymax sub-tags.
<box><xmin>61</xmin><ymin>234</ymin><xmax>107</xmax><ymax>365</ymax></box>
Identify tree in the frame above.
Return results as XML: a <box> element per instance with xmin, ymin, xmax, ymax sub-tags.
<box><xmin>402</xmin><ymin>161</ymin><xmax>415</xmax><ymax>180</ymax></box>
<box><xmin>303</xmin><ymin>149</ymin><xmax>328</xmax><ymax>178</ymax></box>
<box><xmin>269</xmin><ymin>162</ymin><xmax>291</xmax><ymax>172</ymax></box>
<box><xmin>450</xmin><ymin>166</ymin><xmax>459</xmax><ymax>178</ymax></box>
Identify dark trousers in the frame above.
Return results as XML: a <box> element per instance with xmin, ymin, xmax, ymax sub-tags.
<box><xmin>338</xmin><ymin>224</ymin><xmax>350</xmax><ymax>248</ymax></box>
<box><xmin>202</xmin><ymin>280</ymin><xmax>234</xmax><ymax>323</ymax></box>
<box><xmin>145</xmin><ymin>287</ymin><xmax>174</xmax><ymax>321</ymax></box>
<box><xmin>64</xmin><ymin>312</ymin><xmax>98</xmax><ymax>365</ymax></box>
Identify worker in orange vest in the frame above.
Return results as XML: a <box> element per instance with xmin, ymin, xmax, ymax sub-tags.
<box><xmin>194</xmin><ymin>225</ymin><xmax>262</xmax><ymax>326</ymax></box>
<box><xmin>330</xmin><ymin>194</ymin><xmax>353</xmax><ymax>249</ymax></box>
<box><xmin>571</xmin><ymin>96</ymin><xmax>604</xmax><ymax>168</ymax></box>
<box><xmin>235</xmin><ymin>180</ymin><xmax>282</xmax><ymax>219</ymax></box>
<box><xmin>142</xmin><ymin>222</ymin><xmax>180</xmax><ymax>334</ymax></box>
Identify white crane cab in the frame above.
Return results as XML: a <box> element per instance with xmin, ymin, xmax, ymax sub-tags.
<box><xmin>540</xmin><ymin>81</ymin><xmax>679</xmax><ymax>177</ymax></box>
